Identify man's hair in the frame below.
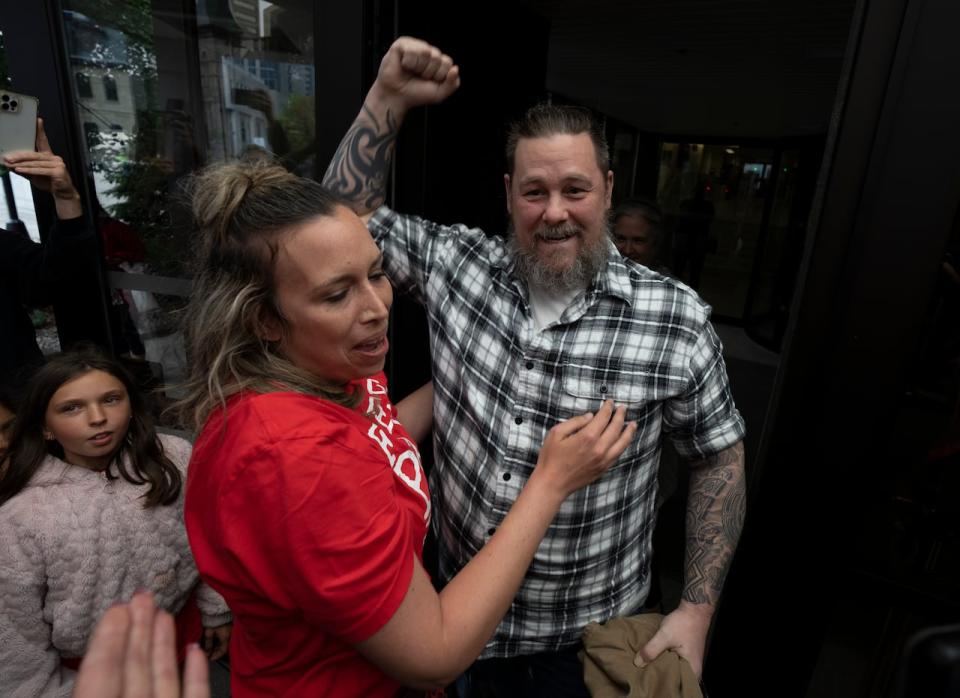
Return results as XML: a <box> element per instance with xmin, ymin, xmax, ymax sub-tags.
<box><xmin>611</xmin><ymin>198</ymin><xmax>664</xmax><ymax>245</ymax></box>
<box><xmin>505</xmin><ymin>103</ymin><xmax>609</xmax><ymax>176</ymax></box>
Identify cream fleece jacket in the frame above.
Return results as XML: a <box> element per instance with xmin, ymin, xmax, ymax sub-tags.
<box><xmin>0</xmin><ymin>434</ymin><xmax>231</xmax><ymax>697</ymax></box>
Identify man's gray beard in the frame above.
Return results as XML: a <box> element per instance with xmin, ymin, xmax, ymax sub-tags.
<box><xmin>508</xmin><ymin>222</ymin><xmax>611</xmax><ymax>294</ymax></box>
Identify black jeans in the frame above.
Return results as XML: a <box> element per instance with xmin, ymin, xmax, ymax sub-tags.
<box><xmin>454</xmin><ymin>645</ymin><xmax>590</xmax><ymax>698</ymax></box>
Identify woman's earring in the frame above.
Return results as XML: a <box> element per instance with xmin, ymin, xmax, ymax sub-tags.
<box><xmin>43</xmin><ymin>430</ymin><xmax>55</xmax><ymax>441</ymax></box>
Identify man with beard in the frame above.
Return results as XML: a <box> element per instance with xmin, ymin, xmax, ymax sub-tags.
<box><xmin>323</xmin><ymin>37</ymin><xmax>746</xmax><ymax>698</ymax></box>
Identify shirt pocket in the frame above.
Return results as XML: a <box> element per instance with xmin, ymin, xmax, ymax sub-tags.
<box><xmin>561</xmin><ymin>365</ymin><xmax>648</xmax><ymax>406</ymax></box>
<box><xmin>558</xmin><ymin>366</ymin><xmax>659</xmax><ymax>471</ymax></box>
<box><xmin>559</xmin><ymin>363</ymin><xmax>687</xmax><ymax>429</ymax></box>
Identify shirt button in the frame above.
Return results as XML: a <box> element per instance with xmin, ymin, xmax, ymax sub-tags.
<box><xmin>502</xmin><ymin>472</ymin><xmax>511</xmax><ymax>481</ymax></box>
<box><xmin>514</xmin><ymin>416</ymin><xmax>523</xmax><ymax>425</ymax></box>
<box><xmin>488</xmin><ymin>527</ymin><xmax>496</xmax><ymax>536</ymax></box>
<box><xmin>599</xmin><ymin>385</ymin><xmax>608</xmax><ymax>394</ymax></box>
<box><xmin>525</xmin><ymin>361</ymin><xmax>534</xmax><ymax>370</ymax></box>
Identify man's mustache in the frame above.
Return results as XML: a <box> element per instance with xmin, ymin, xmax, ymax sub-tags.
<box><xmin>534</xmin><ymin>224</ymin><xmax>582</xmax><ymax>241</ymax></box>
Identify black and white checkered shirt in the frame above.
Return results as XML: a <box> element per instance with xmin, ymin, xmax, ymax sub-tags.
<box><xmin>369</xmin><ymin>207</ymin><xmax>745</xmax><ymax>658</ymax></box>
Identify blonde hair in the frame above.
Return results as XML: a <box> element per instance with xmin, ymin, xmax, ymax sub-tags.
<box><xmin>176</xmin><ymin>161</ymin><xmax>359</xmax><ymax>432</ymax></box>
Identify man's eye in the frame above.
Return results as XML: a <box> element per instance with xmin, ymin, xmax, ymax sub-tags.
<box><xmin>523</xmin><ymin>190</ymin><xmax>543</xmax><ymax>198</ymax></box>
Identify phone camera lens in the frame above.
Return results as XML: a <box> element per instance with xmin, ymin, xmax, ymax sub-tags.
<box><xmin>0</xmin><ymin>94</ymin><xmax>8</xmax><ymax>102</ymax></box>
<box><xmin>9</xmin><ymin>100</ymin><xmax>17</xmax><ymax>110</ymax></box>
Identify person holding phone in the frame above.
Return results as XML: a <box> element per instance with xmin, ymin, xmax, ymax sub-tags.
<box><xmin>1</xmin><ymin>118</ymin><xmax>99</xmax><ymax>389</ymax></box>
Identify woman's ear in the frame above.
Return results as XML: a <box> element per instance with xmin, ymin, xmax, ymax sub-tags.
<box><xmin>43</xmin><ymin>427</ymin><xmax>55</xmax><ymax>441</ymax></box>
<box><xmin>256</xmin><ymin>308</ymin><xmax>283</xmax><ymax>343</ymax></box>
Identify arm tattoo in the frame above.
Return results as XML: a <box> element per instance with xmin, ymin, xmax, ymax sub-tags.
<box><xmin>682</xmin><ymin>441</ymin><xmax>746</xmax><ymax>606</ymax></box>
<box><xmin>322</xmin><ymin>104</ymin><xmax>398</xmax><ymax>213</ymax></box>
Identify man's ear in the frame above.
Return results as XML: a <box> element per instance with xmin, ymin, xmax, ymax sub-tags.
<box><xmin>504</xmin><ymin>174</ymin><xmax>512</xmax><ymax>215</ymax></box>
<box><xmin>605</xmin><ymin>170</ymin><xmax>614</xmax><ymax>208</ymax></box>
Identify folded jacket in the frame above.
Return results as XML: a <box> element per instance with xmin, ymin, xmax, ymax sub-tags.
<box><xmin>580</xmin><ymin>613</ymin><xmax>703</xmax><ymax>698</ymax></box>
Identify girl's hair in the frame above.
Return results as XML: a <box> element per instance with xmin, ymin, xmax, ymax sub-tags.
<box><xmin>176</xmin><ymin>161</ymin><xmax>358</xmax><ymax>432</ymax></box>
<box><xmin>0</xmin><ymin>383</ymin><xmax>16</xmax><ymax>414</ymax></box>
<box><xmin>0</xmin><ymin>348</ymin><xmax>181</xmax><ymax>508</ymax></box>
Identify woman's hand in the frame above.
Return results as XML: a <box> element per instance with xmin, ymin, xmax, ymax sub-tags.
<box><xmin>73</xmin><ymin>591</ymin><xmax>210</xmax><ymax>698</ymax></box>
<box><xmin>535</xmin><ymin>400</ymin><xmax>636</xmax><ymax>498</ymax></box>
<box><xmin>201</xmin><ymin>623</ymin><xmax>232</xmax><ymax>662</ymax></box>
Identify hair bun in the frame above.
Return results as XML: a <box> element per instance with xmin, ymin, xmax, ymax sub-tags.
<box><xmin>189</xmin><ymin>161</ymin><xmax>298</xmax><ymax>250</ymax></box>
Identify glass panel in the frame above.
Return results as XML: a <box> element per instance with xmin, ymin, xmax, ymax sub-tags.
<box><xmin>0</xmin><ymin>172</ymin><xmax>39</xmax><ymax>240</ymax></box>
<box><xmin>744</xmin><ymin>149</ymin><xmax>806</xmax><ymax>348</ymax></box>
<box><xmin>657</xmin><ymin>143</ymin><xmax>774</xmax><ymax>319</ymax></box>
<box><xmin>59</xmin><ymin>0</ymin><xmax>317</xmax><ymax>424</ymax></box>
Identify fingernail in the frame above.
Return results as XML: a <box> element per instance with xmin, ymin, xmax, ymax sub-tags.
<box><xmin>634</xmin><ymin>655</ymin><xmax>646</xmax><ymax>668</ymax></box>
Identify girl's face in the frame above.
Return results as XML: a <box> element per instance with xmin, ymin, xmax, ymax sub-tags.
<box><xmin>44</xmin><ymin>369</ymin><xmax>132</xmax><ymax>470</ymax></box>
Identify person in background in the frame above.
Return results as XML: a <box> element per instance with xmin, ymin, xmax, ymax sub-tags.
<box><xmin>179</xmin><ymin>161</ymin><xmax>633</xmax><ymax>697</ymax></box>
<box><xmin>611</xmin><ymin>198</ymin><xmax>670</xmax><ymax>274</ymax></box>
<box><xmin>92</xmin><ymin>193</ymin><xmax>148</xmax><ymax>358</ymax></box>
<box><xmin>0</xmin><ymin>119</ymin><xmax>99</xmax><ymax>388</ymax></box>
<box><xmin>0</xmin><ymin>348</ymin><xmax>231</xmax><ymax>697</ymax></box>
<box><xmin>323</xmin><ymin>37</ymin><xmax>746</xmax><ymax>697</ymax></box>
<box><xmin>672</xmin><ymin>184</ymin><xmax>716</xmax><ymax>289</ymax></box>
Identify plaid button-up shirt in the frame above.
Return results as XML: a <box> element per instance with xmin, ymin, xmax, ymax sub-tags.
<box><xmin>369</xmin><ymin>207</ymin><xmax>745</xmax><ymax>658</ymax></box>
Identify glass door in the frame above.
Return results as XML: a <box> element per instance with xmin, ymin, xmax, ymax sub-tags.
<box><xmin>58</xmin><ymin>0</ymin><xmax>319</xmax><ymax>419</ymax></box>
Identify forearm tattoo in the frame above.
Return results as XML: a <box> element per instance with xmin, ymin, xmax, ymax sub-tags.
<box><xmin>322</xmin><ymin>104</ymin><xmax>398</xmax><ymax>213</ymax></box>
<box><xmin>682</xmin><ymin>441</ymin><xmax>746</xmax><ymax>606</ymax></box>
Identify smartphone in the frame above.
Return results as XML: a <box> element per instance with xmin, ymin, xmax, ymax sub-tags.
<box><xmin>0</xmin><ymin>91</ymin><xmax>39</xmax><ymax>159</ymax></box>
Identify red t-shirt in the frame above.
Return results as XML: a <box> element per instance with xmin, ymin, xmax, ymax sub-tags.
<box><xmin>185</xmin><ymin>374</ymin><xmax>430</xmax><ymax>697</ymax></box>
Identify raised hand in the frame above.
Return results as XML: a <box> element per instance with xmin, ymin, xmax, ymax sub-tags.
<box><xmin>323</xmin><ymin>37</ymin><xmax>460</xmax><ymax>215</ymax></box>
<box><xmin>371</xmin><ymin>37</ymin><xmax>460</xmax><ymax>112</ymax></box>
<box><xmin>2</xmin><ymin>119</ymin><xmax>82</xmax><ymax>218</ymax></box>
<box><xmin>73</xmin><ymin>592</ymin><xmax>211</xmax><ymax>698</ymax></box>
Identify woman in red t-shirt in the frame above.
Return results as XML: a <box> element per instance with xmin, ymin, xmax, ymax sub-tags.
<box><xmin>176</xmin><ymin>161</ymin><xmax>636</xmax><ymax>697</ymax></box>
